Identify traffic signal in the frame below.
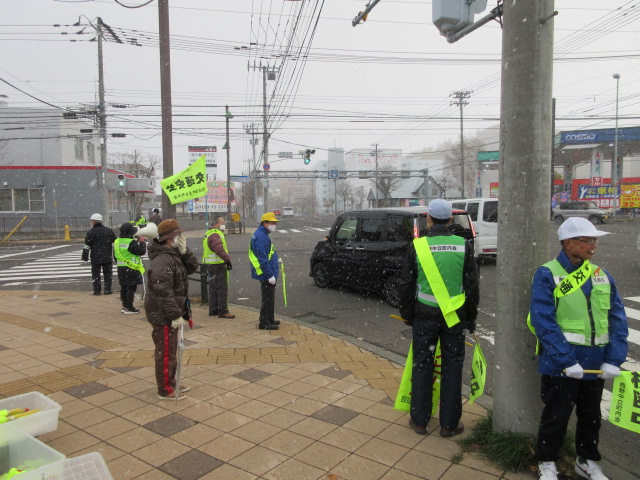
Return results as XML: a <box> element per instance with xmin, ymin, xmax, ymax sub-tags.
<box><xmin>117</xmin><ymin>174</ymin><xmax>126</xmax><ymax>188</ymax></box>
<box><xmin>304</xmin><ymin>149</ymin><xmax>315</xmax><ymax>165</ymax></box>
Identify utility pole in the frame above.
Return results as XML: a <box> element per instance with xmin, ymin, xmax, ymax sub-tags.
<box><xmin>450</xmin><ymin>91</ymin><xmax>471</xmax><ymax>198</ymax></box>
<box><xmin>96</xmin><ymin>18</ymin><xmax>109</xmax><ymax>226</ymax></box>
<box><xmin>493</xmin><ymin>0</ymin><xmax>555</xmax><ymax>434</ymax></box>
<box><xmin>158</xmin><ymin>0</ymin><xmax>175</xmax><ymax>220</ymax></box>
<box><xmin>612</xmin><ymin>73</ymin><xmax>621</xmax><ymax>210</ymax></box>
<box><xmin>225</xmin><ymin>105</ymin><xmax>233</xmax><ymax>221</ymax></box>
<box><xmin>248</xmin><ymin>63</ymin><xmax>276</xmax><ymax>215</ymax></box>
<box><xmin>423</xmin><ymin>168</ymin><xmax>429</xmax><ymax>206</ymax></box>
<box><xmin>371</xmin><ymin>143</ymin><xmax>379</xmax><ymax>207</ymax></box>
<box><xmin>245</xmin><ymin>123</ymin><xmax>259</xmax><ymax>222</ymax></box>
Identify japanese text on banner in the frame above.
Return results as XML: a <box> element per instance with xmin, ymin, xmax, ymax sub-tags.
<box><xmin>469</xmin><ymin>342</ymin><xmax>487</xmax><ymax>404</ymax></box>
<box><xmin>608</xmin><ymin>371</ymin><xmax>640</xmax><ymax>434</ymax></box>
<box><xmin>160</xmin><ymin>155</ymin><xmax>207</xmax><ymax>205</ymax></box>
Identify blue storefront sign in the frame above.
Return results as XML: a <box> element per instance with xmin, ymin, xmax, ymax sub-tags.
<box><xmin>560</xmin><ymin>127</ymin><xmax>640</xmax><ymax>145</ymax></box>
<box><xmin>577</xmin><ymin>185</ymin><xmax>619</xmax><ymax>200</ymax></box>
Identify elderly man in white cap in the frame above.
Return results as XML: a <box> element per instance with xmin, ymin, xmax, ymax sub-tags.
<box><xmin>529</xmin><ymin>217</ymin><xmax>628</xmax><ymax>480</ymax></box>
<box><xmin>398</xmin><ymin>198</ymin><xmax>479</xmax><ymax>438</ymax></box>
<box><xmin>82</xmin><ymin>213</ymin><xmax>116</xmax><ymax>295</ymax></box>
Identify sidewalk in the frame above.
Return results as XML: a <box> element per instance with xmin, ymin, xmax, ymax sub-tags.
<box><xmin>0</xmin><ymin>289</ymin><xmax>530</xmax><ymax>480</ymax></box>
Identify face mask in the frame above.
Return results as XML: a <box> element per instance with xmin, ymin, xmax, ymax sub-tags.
<box><xmin>268</xmin><ymin>224</ymin><xmax>276</xmax><ymax>233</ymax></box>
<box><xmin>219</xmin><ymin>224</ymin><xmax>226</xmax><ymax>232</ymax></box>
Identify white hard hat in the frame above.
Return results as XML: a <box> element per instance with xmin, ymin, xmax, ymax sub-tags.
<box><xmin>90</xmin><ymin>213</ymin><xmax>103</xmax><ymax>222</ymax></box>
<box><xmin>557</xmin><ymin>217</ymin><xmax>611</xmax><ymax>241</ymax></box>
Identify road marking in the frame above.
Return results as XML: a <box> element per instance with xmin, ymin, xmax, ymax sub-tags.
<box><xmin>290</xmin><ymin>229</ymin><xmax>301</xmax><ymax>233</ymax></box>
<box><xmin>277</xmin><ymin>230</ymin><xmax>288</xmax><ymax>234</ymax></box>
<box><xmin>0</xmin><ymin>245</ymin><xmax>71</xmax><ymax>259</ymax></box>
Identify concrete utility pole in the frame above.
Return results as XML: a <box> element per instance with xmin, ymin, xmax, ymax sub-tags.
<box><xmin>225</xmin><ymin>105</ymin><xmax>233</xmax><ymax>221</ymax></box>
<box><xmin>96</xmin><ymin>18</ymin><xmax>109</xmax><ymax>226</ymax></box>
<box><xmin>244</xmin><ymin>123</ymin><xmax>259</xmax><ymax>222</ymax></box>
<box><xmin>158</xmin><ymin>0</ymin><xmax>176</xmax><ymax>220</ymax></box>
<box><xmin>372</xmin><ymin>143</ymin><xmax>379</xmax><ymax>207</ymax></box>
<box><xmin>451</xmin><ymin>91</ymin><xmax>471</xmax><ymax>198</ymax></box>
<box><xmin>423</xmin><ymin>168</ymin><xmax>429</xmax><ymax>206</ymax></box>
<box><xmin>493</xmin><ymin>0</ymin><xmax>555</xmax><ymax>434</ymax></box>
<box><xmin>612</xmin><ymin>73</ymin><xmax>621</xmax><ymax>210</ymax></box>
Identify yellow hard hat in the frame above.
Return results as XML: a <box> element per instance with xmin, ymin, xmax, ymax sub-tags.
<box><xmin>260</xmin><ymin>212</ymin><xmax>280</xmax><ymax>223</ymax></box>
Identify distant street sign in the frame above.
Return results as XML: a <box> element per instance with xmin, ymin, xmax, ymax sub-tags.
<box><xmin>278</xmin><ymin>152</ymin><xmax>292</xmax><ymax>158</ymax></box>
<box><xmin>329</xmin><ymin>169</ymin><xmax>339</xmax><ymax>179</ymax></box>
<box><xmin>263</xmin><ymin>163</ymin><xmax>271</xmax><ymax>171</ymax></box>
<box><xmin>229</xmin><ymin>175</ymin><xmax>250</xmax><ymax>183</ymax></box>
<box><xmin>477</xmin><ymin>151</ymin><xmax>499</xmax><ymax>162</ymax></box>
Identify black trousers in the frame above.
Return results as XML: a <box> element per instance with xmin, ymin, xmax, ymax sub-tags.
<box><xmin>207</xmin><ymin>264</ymin><xmax>229</xmax><ymax>315</ymax></box>
<box><xmin>535</xmin><ymin>374</ymin><xmax>605</xmax><ymax>462</ymax></box>
<box><xmin>410</xmin><ymin>313</ymin><xmax>465</xmax><ymax>429</ymax></box>
<box><xmin>259</xmin><ymin>280</ymin><xmax>276</xmax><ymax>326</ymax></box>
<box><xmin>91</xmin><ymin>262</ymin><xmax>112</xmax><ymax>294</ymax></box>
<box><xmin>119</xmin><ymin>285</ymin><xmax>137</xmax><ymax>310</ymax></box>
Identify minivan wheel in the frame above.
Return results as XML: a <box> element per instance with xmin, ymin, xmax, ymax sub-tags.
<box><xmin>382</xmin><ymin>275</ymin><xmax>401</xmax><ymax>308</ymax></box>
<box><xmin>588</xmin><ymin>215</ymin><xmax>602</xmax><ymax>225</ymax></box>
<box><xmin>312</xmin><ymin>263</ymin><xmax>330</xmax><ymax>288</ymax></box>
<box><xmin>553</xmin><ymin>215</ymin><xmax>564</xmax><ymax>225</ymax></box>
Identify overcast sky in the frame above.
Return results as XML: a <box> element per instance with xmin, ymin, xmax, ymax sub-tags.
<box><xmin>1</xmin><ymin>0</ymin><xmax>638</xmax><ymax>176</ymax></box>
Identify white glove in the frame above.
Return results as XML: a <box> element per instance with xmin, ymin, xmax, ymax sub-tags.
<box><xmin>598</xmin><ymin>363</ymin><xmax>620</xmax><ymax>379</ymax></box>
<box><xmin>268</xmin><ymin>276</ymin><xmax>276</xmax><ymax>285</ymax></box>
<box><xmin>565</xmin><ymin>363</ymin><xmax>584</xmax><ymax>379</ymax></box>
<box><xmin>175</xmin><ymin>233</ymin><xmax>187</xmax><ymax>254</ymax></box>
<box><xmin>171</xmin><ymin>318</ymin><xmax>185</xmax><ymax>328</ymax></box>
<box><xmin>278</xmin><ymin>258</ymin><xmax>283</xmax><ymax>264</ymax></box>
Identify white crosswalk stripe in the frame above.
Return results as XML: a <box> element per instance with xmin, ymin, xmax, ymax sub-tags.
<box><xmin>0</xmin><ymin>252</ymin><xmax>112</xmax><ymax>285</ymax></box>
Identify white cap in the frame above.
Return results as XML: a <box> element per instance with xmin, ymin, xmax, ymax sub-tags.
<box><xmin>90</xmin><ymin>213</ymin><xmax>103</xmax><ymax>222</ymax></box>
<box><xmin>557</xmin><ymin>217</ymin><xmax>611</xmax><ymax>241</ymax></box>
<box><xmin>427</xmin><ymin>199</ymin><xmax>452</xmax><ymax>220</ymax></box>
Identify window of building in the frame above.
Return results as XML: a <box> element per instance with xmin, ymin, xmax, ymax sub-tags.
<box><xmin>0</xmin><ymin>188</ymin><xmax>45</xmax><ymax>212</ymax></box>
<box><xmin>75</xmin><ymin>138</ymin><xmax>84</xmax><ymax>162</ymax></box>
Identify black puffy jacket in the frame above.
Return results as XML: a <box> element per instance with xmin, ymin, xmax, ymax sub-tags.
<box><xmin>82</xmin><ymin>223</ymin><xmax>117</xmax><ymax>264</ymax></box>
<box><xmin>144</xmin><ymin>240</ymin><xmax>198</xmax><ymax>326</ymax></box>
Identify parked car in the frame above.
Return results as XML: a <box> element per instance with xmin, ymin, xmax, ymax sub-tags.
<box><xmin>272</xmin><ymin>209</ymin><xmax>281</xmax><ymax>216</ymax></box>
<box><xmin>309</xmin><ymin>207</ymin><xmax>476</xmax><ymax>307</ymax></box>
<box><xmin>552</xmin><ymin>200</ymin><xmax>612</xmax><ymax>225</ymax></box>
<box><xmin>283</xmin><ymin>207</ymin><xmax>294</xmax><ymax>217</ymax></box>
<box><xmin>451</xmin><ymin>198</ymin><xmax>498</xmax><ymax>261</ymax></box>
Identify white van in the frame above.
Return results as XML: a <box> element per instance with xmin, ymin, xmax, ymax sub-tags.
<box><xmin>450</xmin><ymin>198</ymin><xmax>498</xmax><ymax>260</ymax></box>
<box><xmin>282</xmin><ymin>207</ymin><xmax>294</xmax><ymax>217</ymax></box>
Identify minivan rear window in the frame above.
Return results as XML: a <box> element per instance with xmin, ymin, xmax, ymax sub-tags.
<box><xmin>483</xmin><ymin>201</ymin><xmax>498</xmax><ymax>222</ymax></box>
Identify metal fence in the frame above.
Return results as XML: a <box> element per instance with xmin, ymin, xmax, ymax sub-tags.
<box><xmin>0</xmin><ymin>216</ymin><xmax>91</xmax><ymax>235</ymax></box>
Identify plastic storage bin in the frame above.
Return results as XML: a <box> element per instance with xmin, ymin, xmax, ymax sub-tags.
<box><xmin>0</xmin><ymin>423</ymin><xmax>65</xmax><ymax>480</ymax></box>
<box><xmin>0</xmin><ymin>391</ymin><xmax>61</xmax><ymax>437</ymax></box>
<box><xmin>61</xmin><ymin>453</ymin><xmax>113</xmax><ymax>480</ymax></box>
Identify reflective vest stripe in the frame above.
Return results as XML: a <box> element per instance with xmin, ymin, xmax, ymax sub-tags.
<box><xmin>202</xmin><ymin>229</ymin><xmax>228</xmax><ymax>264</ymax></box>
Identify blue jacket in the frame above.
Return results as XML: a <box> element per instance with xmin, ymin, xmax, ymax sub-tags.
<box><xmin>250</xmin><ymin>224</ymin><xmax>279</xmax><ymax>281</ymax></box>
<box><xmin>529</xmin><ymin>250</ymin><xmax>628</xmax><ymax>379</ymax></box>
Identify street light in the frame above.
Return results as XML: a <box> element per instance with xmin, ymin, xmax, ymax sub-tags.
<box><xmin>612</xmin><ymin>73</ymin><xmax>620</xmax><ymax>212</ymax></box>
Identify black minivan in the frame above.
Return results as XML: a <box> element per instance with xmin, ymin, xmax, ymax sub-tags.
<box><xmin>309</xmin><ymin>207</ymin><xmax>475</xmax><ymax>307</ymax></box>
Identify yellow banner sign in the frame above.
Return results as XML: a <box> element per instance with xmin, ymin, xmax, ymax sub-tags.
<box><xmin>160</xmin><ymin>155</ymin><xmax>207</xmax><ymax>205</ymax></box>
<box><xmin>469</xmin><ymin>341</ymin><xmax>487</xmax><ymax>404</ymax></box>
<box><xmin>608</xmin><ymin>371</ymin><xmax>640</xmax><ymax>434</ymax></box>
<box><xmin>394</xmin><ymin>340</ymin><xmax>441</xmax><ymax>416</ymax></box>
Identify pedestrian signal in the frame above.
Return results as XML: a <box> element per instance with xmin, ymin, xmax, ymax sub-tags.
<box><xmin>304</xmin><ymin>149</ymin><xmax>315</xmax><ymax>165</ymax></box>
<box><xmin>117</xmin><ymin>174</ymin><xmax>126</xmax><ymax>187</ymax></box>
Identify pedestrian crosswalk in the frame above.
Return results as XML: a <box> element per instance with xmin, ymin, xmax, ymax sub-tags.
<box><xmin>0</xmin><ymin>251</ymin><xmax>102</xmax><ymax>286</ymax></box>
<box><xmin>276</xmin><ymin>227</ymin><xmax>328</xmax><ymax>234</ymax></box>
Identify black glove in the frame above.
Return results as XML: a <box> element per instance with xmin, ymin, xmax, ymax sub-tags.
<box><xmin>466</xmin><ymin>320</ymin><xmax>476</xmax><ymax>334</ymax></box>
<box><xmin>226</xmin><ymin>262</ymin><xmax>233</xmax><ymax>271</ymax></box>
<box><xmin>182</xmin><ymin>298</ymin><xmax>192</xmax><ymax>321</ymax></box>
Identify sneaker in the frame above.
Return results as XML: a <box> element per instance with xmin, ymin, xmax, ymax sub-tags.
<box><xmin>122</xmin><ymin>307</ymin><xmax>140</xmax><ymax>315</ymax></box>
<box><xmin>218</xmin><ymin>312</ymin><xmax>236</xmax><ymax>319</ymax></box>
<box><xmin>538</xmin><ymin>461</ymin><xmax>559</xmax><ymax>480</ymax></box>
<box><xmin>104</xmin><ymin>290</ymin><xmax>113</xmax><ymax>295</ymax></box>
<box><xmin>178</xmin><ymin>385</ymin><xmax>191</xmax><ymax>393</ymax></box>
<box><xmin>575</xmin><ymin>458</ymin><xmax>609</xmax><ymax>480</ymax></box>
<box><xmin>158</xmin><ymin>391</ymin><xmax>186</xmax><ymax>401</ymax></box>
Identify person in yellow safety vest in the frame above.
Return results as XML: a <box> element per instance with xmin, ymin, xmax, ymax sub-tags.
<box><xmin>130</xmin><ymin>214</ymin><xmax>147</xmax><ymax>227</ymax></box>
<box><xmin>114</xmin><ymin>223</ymin><xmax>147</xmax><ymax>314</ymax></box>
<box><xmin>397</xmin><ymin>198</ymin><xmax>479</xmax><ymax>438</ymax></box>
<box><xmin>248</xmin><ymin>212</ymin><xmax>280</xmax><ymax>330</ymax></box>
<box><xmin>203</xmin><ymin>216</ymin><xmax>235</xmax><ymax>319</ymax></box>
<box><xmin>529</xmin><ymin>217</ymin><xmax>628</xmax><ymax>480</ymax></box>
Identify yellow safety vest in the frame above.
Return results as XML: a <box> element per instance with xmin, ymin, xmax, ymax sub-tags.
<box><xmin>202</xmin><ymin>228</ymin><xmax>228</xmax><ymax>264</ymax></box>
<box><xmin>113</xmin><ymin>238</ymin><xmax>145</xmax><ymax>273</ymax></box>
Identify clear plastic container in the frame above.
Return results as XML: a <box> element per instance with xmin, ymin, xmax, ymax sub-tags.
<box><xmin>0</xmin><ymin>423</ymin><xmax>65</xmax><ymax>480</ymax></box>
<box><xmin>59</xmin><ymin>453</ymin><xmax>113</xmax><ymax>480</ymax></box>
<box><xmin>0</xmin><ymin>392</ymin><xmax>61</xmax><ymax>437</ymax></box>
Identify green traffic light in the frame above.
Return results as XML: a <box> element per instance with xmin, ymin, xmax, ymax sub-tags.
<box><xmin>304</xmin><ymin>158</ymin><xmax>311</xmax><ymax>165</ymax></box>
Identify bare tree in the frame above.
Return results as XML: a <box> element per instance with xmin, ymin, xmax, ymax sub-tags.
<box><xmin>433</xmin><ymin>174</ymin><xmax>461</xmax><ymax>199</ymax></box>
<box><xmin>336</xmin><ymin>180</ymin><xmax>353</xmax><ymax>212</ymax></box>
<box><xmin>370</xmin><ymin>165</ymin><xmax>402</xmax><ymax>207</ymax></box>
<box><xmin>110</xmin><ymin>150</ymin><xmax>161</xmax><ymax>217</ymax></box>
<box><xmin>323</xmin><ymin>197</ymin><xmax>335</xmax><ymax>213</ymax></box>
